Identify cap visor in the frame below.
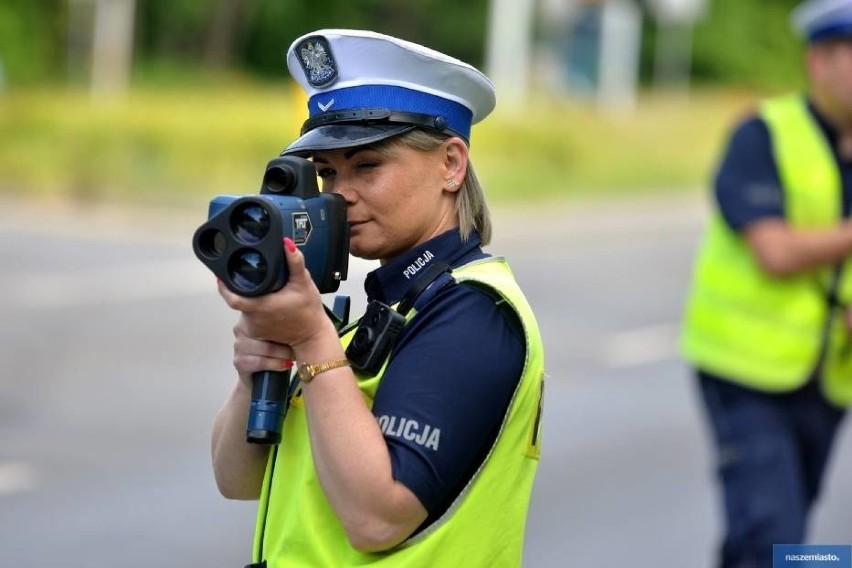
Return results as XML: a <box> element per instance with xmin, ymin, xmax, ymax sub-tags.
<box><xmin>282</xmin><ymin>124</ymin><xmax>415</xmax><ymax>156</ymax></box>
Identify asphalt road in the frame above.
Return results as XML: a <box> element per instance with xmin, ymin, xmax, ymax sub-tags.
<box><xmin>0</xmin><ymin>193</ymin><xmax>850</xmax><ymax>567</ymax></box>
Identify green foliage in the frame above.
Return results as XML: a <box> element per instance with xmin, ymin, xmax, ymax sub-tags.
<box><xmin>691</xmin><ymin>0</ymin><xmax>807</xmax><ymax>89</ymax></box>
<box><xmin>0</xmin><ymin>0</ymin><xmax>814</xmax><ymax>89</ymax></box>
<box><xmin>474</xmin><ymin>89</ymin><xmax>747</xmax><ymax>201</ymax></box>
<box><xmin>137</xmin><ymin>0</ymin><xmax>213</xmax><ymax>60</ymax></box>
<box><xmin>0</xmin><ymin>83</ymin><xmax>302</xmax><ymax>204</ymax></box>
<box><xmin>242</xmin><ymin>0</ymin><xmax>489</xmax><ymax>77</ymax></box>
<box><xmin>0</xmin><ymin>0</ymin><xmax>814</xmax><ymax>206</ymax></box>
<box><xmin>0</xmin><ymin>0</ymin><xmax>64</xmax><ymax>85</ymax></box>
<box><xmin>0</xmin><ymin>83</ymin><xmax>757</xmax><ymax>206</ymax></box>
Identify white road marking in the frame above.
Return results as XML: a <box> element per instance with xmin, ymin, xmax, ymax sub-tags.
<box><xmin>0</xmin><ymin>461</ymin><xmax>39</xmax><ymax>496</ymax></box>
<box><xmin>602</xmin><ymin>322</ymin><xmax>681</xmax><ymax>368</ymax></box>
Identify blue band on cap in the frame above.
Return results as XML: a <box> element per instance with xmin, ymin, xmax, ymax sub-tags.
<box><xmin>307</xmin><ymin>85</ymin><xmax>473</xmax><ymax>140</ymax></box>
<box><xmin>810</xmin><ymin>21</ymin><xmax>852</xmax><ymax>42</ymax></box>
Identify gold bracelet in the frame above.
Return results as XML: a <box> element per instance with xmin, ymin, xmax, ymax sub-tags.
<box><xmin>296</xmin><ymin>358</ymin><xmax>350</xmax><ymax>383</ymax></box>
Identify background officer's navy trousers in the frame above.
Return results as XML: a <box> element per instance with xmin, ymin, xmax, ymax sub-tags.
<box><xmin>696</xmin><ymin>370</ymin><xmax>847</xmax><ymax>568</ymax></box>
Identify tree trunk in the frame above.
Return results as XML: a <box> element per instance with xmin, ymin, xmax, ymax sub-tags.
<box><xmin>204</xmin><ymin>0</ymin><xmax>252</xmax><ymax>68</ymax></box>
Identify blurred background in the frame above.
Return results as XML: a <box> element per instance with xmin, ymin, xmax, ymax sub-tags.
<box><xmin>1</xmin><ymin>0</ymin><xmax>850</xmax><ymax>566</ymax></box>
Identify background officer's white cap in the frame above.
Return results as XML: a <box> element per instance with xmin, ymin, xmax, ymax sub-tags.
<box><xmin>282</xmin><ymin>29</ymin><xmax>496</xmax><ymax>156</ymax></box>
<box><xmin>792</xmin><ymin>0</ymin><xmax>852</xmax><ymax>43</ymax></box>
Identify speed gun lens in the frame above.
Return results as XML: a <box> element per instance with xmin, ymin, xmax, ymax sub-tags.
<box><xmin>228</xmin><ymin>249</ymin><xmax>268</xmax><ymax>293</ymax></box>
<box><xmin>231</xmin><ymin>203</ymin><xmax>271</xmax><ymax>244</ymax></box>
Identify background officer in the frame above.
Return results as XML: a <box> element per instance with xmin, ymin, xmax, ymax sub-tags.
<box><xmin>681</xmin><ymin>0</ymin><xmax>852</xmax><ymax>565</ymax></box>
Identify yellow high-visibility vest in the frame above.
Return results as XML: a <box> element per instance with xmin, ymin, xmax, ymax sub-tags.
<box><xmin>252</xmin><ymin>256</ymin><xmax>546</xmax><ymax>566</ymax></box>
<box><xmin>681</xmin><ymin>94</ymin><xmax>852</xmax><ymax>405</ymax></box>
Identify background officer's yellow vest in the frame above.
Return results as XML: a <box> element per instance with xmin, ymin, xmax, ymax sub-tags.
<box><xmin>252</xmin><ymin>257</ymin><xmax>545</xmax><ymax>567</ymax></box>
<box><xmin>681</xmin><ymin>94</ymin><xmax>852</xmax><ymax>405</ymax></box>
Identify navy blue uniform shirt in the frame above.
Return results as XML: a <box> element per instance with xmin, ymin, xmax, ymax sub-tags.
<box><xmin>361</xmin><ymin>229</ymin><xmax>525</xmax><ymax>528</ymax></box>
<box><xmin>715</xmin><ymin>99</ymin><xmax>852</xmax><ymax>230</ymax></box>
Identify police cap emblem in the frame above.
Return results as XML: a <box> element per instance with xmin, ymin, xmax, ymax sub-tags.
<box><xmin>296</xmin><ymin>36</ymin><xmax>338</xmax><ymax>88</ymax></box>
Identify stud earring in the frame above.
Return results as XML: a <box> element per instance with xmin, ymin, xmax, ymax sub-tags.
<box><xmin>446</xmin><ymin>179</ymin><xmax>459</xmax><ymax>189</ymax></box>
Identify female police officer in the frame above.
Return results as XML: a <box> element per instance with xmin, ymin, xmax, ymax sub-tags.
<box><xmin>210</xmin><ymin>30</ymin><xmax>545</xmax><ymax>567</ymax></box>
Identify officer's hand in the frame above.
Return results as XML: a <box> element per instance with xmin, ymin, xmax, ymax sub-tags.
<box><xmin>218</xmin><ymin>237</ymin><xmax>333</xmax><ymax>352</ymax></box>
<box><xmin>231</xmin><ymin>316</ymin><xmax>294</xmax><ymax>387</ymax></box>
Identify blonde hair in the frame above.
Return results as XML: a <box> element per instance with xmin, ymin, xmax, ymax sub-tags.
<box><xmin>377</xmin><ymin>129</ymin><xmax>492</xmax><ymax>245</ymax></box>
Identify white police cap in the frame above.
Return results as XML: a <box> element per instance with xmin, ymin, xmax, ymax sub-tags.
<box><xmin>792</xmin><ymin>0</ymin><xmax>852</xmax><ymax>42</ymax></box>
<box><xmin>282</xmin><ymin>29</ymin><xmax>496</xmax><ymax>156</ymax></box>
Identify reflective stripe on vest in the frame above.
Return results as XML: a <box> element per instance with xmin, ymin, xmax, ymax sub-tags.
<box><xmin>252</xmin><ymin>256</ymin><xmax>545</xmax><ymax>566</ymax></box>
<box><xmin>682</xmin><ymin>94</ymin><xmax>852</xmax><ymax>405</ymax></box>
